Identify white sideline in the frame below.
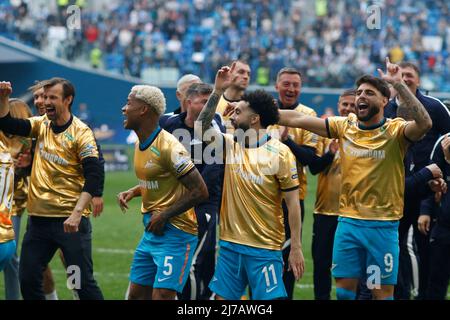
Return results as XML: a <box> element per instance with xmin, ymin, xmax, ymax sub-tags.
<box><xmin>95</xmin><ymin>248</ymin><xmax>134</xmax><ymax>254</ymax></box>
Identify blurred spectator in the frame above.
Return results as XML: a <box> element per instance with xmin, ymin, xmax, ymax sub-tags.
<box><xmin>90</xmin><ymin>46</ymin><xmax>102</xmax><ymax>69</ymax></box>
<box><xmin>320</xmin><ymin>107</ymin><xmax>336</xmax><ymax>119</ymax></box>
<box><xmin>76</xmin><ymin>102</ymin><xmax>93</xmax><ymax>127</ymax></box>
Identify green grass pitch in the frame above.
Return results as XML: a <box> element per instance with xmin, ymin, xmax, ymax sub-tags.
<box><xmin>0</xmin><ymin>168</ymin><xmax>319</xmax><ymax>300</ymax></box>
<box><xmin>0</xmin><ymin>159</ymin><xmax>448</xmax><ymax>299</ymax></box>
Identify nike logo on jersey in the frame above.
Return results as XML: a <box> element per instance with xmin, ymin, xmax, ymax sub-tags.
<box><xmin>266</xmin><ymin>286</ymin><xmax>278</xmax><ymax>293</ymax></box>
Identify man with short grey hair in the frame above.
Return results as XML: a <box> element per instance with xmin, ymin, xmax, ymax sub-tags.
<box><xmin>161</xmin><ymin>82</ymin><xmax>225</xmax><ymax>300</ymax></box>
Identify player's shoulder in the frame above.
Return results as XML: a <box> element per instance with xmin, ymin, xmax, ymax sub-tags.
<box><xmin>138</xmin><ymin>129</ymin><xmax>180</xmax><ymax>159</ymax></box>
<box><xmin>159</xmin><ymin>128</ymin><xmax>185</xmax><ymax>149</ymax></box>
<box><xmin>266</xmin><ymin>137</ymin><xmax>292</xmax><ymax>157</ymax></box>
<box><xmin>295</xmin><ymin>103</ymin><xmax>317</xmax><ymax>116</ymax></box>
<box><xmin>329</xmin><ymin>113</ymin><xmax>356</xmax><ymax>126</ymax></box>
<box><xmin>72</xmin><ymin>115</ymin><xmax>93</xmax><ymax>131</ymax></box>
<box><xmin>30</xmin><ymin>114</ymin><xmax>50</xmax><ymax>127</ymax></box>
<box><xmin>71</xmin><ymin>116</ymin><xmax>95</xmax><ymax>139</ymax></box>
<box><xmin>385</xmin><ymin>116</ymin><xmax>408</xmax><ymax>127</ymax></box>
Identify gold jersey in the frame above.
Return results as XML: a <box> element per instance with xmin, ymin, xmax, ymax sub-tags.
<box><xmin>326</xmin><ymin>113</ymin><xmax>409</xmax><ymax>220</ymax></box>
<box><xmin>0</xmin><ymin>140</ymin><xmax>15</xmax><ymax>243</ymax></box>
<box><xmin>0</xmin><ymin>132</ymin><xmax>31</xmax><ymax>216</ymax></box>
<box><xmin>134</xmin><ymin>129</ymin><xmax>197</xmax><ymax>235</ymax></box>
<box><xmin>27</xmin><ymin>115</ymin><xmax>99</xmax><ymax>217</ymax></box>
<box><xmin>314</xmin><ymin>137</ymin><xmax>341</xmax><ymax>216</ymax></box>
<box><xmin>220</xmin><ymin>134</ymin><xmax>299</xmax><ymax>250</ymax></box>
<box><xmin>269</xmin><ymin>103</ymin><xmax>319</xmax><ymax>200</ymax></box>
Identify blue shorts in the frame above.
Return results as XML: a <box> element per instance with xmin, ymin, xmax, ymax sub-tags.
<box><xmin>0</xmin><ymin>240</ymin><xmax>16</xmax><ymax>271</ymax></box>
<box><xmin>129</xmin><ymin>214</ymin><xmax>198</xmax><ymax>293</ymax></box>
<box><xmin>209</xmin><ymin>241</ymin><xmax>286</xmax><ymax>300</ymax></box>
<box><xmin>332</xmin><ymin>217</ymin><xmax>399</xmax><ymax>286</ymax></box>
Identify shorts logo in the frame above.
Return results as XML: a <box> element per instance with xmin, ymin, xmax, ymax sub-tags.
<box><xmin>157</xmin><ymin>276</ymin><xmax>171</xmax><ymax>282</ymax></box>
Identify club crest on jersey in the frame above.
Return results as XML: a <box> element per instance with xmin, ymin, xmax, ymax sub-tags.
<box><xmin>19</xmin><ymin>138</ymin><xmax>30</xmax><ymax>148</ymax></box>
<box><xmin>64</xmin><ymin>132</ymin><xmax>75</xmax><ymax>142</ymax></box>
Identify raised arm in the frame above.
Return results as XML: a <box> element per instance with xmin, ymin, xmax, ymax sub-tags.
<box><xmin>195</xmin><ymin>65</ymin><xmax>234</xmax><ymax>142</ymax></box>
<box><xmin>0</xmin><ymin>81</ymin><xmax>32</xmax><ymax>136</ymax></box>
<box><xmin>278</xmin><ymin>110</ymin><xmax>329</xmax><ymax>137</ymax></box>
<box><xmin>378</xmin><ymin>58</ymin><xmax>432</xmax><ymax>141</ymax></box>
<box><xmin>0</xmin><ymin>81</ymin><xmax>12</xmax><ymax>118</ymax></box>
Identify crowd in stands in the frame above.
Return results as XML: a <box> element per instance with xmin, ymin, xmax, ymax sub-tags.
<box><xmin>1</xmin><ymin>0</ymin><xmax>450</xmax><ymax>90</ymax></box>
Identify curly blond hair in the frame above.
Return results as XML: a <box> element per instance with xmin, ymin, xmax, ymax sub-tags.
<box><xmin>131</xmin><ymin>85</ymin><xmax>166</xmax><ymax>116</ymax></box>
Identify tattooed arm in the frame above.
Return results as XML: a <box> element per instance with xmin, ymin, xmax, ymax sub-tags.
<box><xmin>147</xmin><ymin>168</ymin><xmax>208</xmax><ymax>235</ymax></box>
<box><xmin>395</xmin><ymin>82</ymin><xmax>432</xmax><ymax>141</ymax></box>
<box><xmin>378</xmin><ymin>58</ymin><xmax>432</xmax><ymax>141</ymax></box>
<box><xmin>196</xmin><ymin>90</ymin><xmax>223</xmax><ymax>137</ymax></box>
<box><xmin>195</xmin><ymin>65</ymin><xmax>234</xmax><ymax>143</ymax></box>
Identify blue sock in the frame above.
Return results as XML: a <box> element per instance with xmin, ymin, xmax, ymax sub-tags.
<box><xmin>336</xmin><ymin>288</ymin><xmax>356</xmax><ymax>300</ymax></box>
<box><xmin>383</xmin><ymin>296</ymin><xmax>394</xmax><ymax>300</ymax></box>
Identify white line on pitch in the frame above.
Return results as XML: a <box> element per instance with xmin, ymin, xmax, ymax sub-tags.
<box><xmin>95</xmin><ymin>248</ymin><xmax>134</xmax><ymax>254</ymax></box>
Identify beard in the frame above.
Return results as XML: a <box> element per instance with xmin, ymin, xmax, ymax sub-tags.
<box><xmin>231</xmin><ymin>119</ymin><xmax>250</xmax><ymax>131</ymax></box>
<box><xmin>356</xmin><ymin>104</ymin><xmax>379</xmax><ymax>122</ymax></box>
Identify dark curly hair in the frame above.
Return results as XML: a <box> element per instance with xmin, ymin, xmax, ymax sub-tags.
<box><xmin>241</xmin><ymin>90</ymin><xmax>279</xmax><ymax>128</ymax></box>
<box><xmin>356</xmin><ymin>75</ymin><xmax>390</xmax><ymax>100</ymax></box>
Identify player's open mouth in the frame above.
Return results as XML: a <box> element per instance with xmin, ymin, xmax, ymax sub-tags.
<box><xmin>46</xmin><ymin>106</ymin><xmax>56</xmax><ymax>116</ymax></box>
<box><xmin>357</xmin><ymin>102</ymin><xmax>369</xmax><ymax>111</ymax></box>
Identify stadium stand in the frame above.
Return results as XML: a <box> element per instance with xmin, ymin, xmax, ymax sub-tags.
<box><xmin>0</xmin><ymin>0</ymin><xmax>449</xmax><ymax>90</ymax></box>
